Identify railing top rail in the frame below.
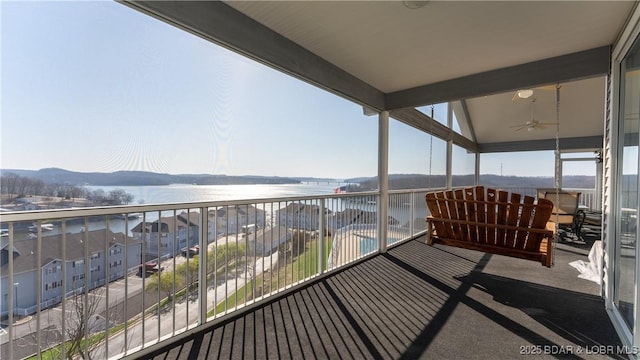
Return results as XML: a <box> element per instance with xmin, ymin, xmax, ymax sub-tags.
<box><xmin>388</xmin><ymin>187</ymin><xmax>446</xmax><ymax>194</ymax></box>
<box><xmin>0</xmin><ymin>190</ymin><xmax>383</xmax><ymax>222</ymax></box>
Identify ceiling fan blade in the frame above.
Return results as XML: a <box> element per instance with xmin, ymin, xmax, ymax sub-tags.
<box><xmin>536</xmin><ymin>85</ymin><xmax>558</xmax><ymax>91</ymax></box>
<box><xmin>536</xmin><ymin>122</ymin><xmax>559</xmax><ymax>126</ymax></box>
<box><xmin>512</xmin><ymin>125</ymin><xmax>528</xmax><ymax>131</ymax></box>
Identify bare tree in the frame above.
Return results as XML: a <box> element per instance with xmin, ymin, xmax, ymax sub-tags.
<box><xmin>21</xmin><ymin>285</ymin><xmax>130</xmax><ymax>360</ymax></box>
<box><xmin>64</xmin><ymin>288</ymin><xmax>102</xmax><ymax>359</ymax></box>
<box><xmin>2</xmin><ymin>172</ymin><xmax>19</xmax><ymax>197</ymax></box>
<box><xmin>17</xmin><ymin>176</ymin><xmax>30</xmax><ymax>197</ymax></box>
<box><xmin>69</xmin><ymin>186</ymin><xmax>85</xmax><ymax>202</ymax></box>
<box><xmin>121</xmin><ymin>193</ymin><xmax>134</xmax><ymax>205</ymax></box>
<box><xmin>31</xmin><ymin>179</ymin><xmax>46</xmax><ymax>196</ymax></box>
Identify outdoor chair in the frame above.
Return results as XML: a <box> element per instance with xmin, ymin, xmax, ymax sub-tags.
<box><xmin>539</xmin><ymin>189</ymin><xmax>584</xmax><ymax>241</ymax></box>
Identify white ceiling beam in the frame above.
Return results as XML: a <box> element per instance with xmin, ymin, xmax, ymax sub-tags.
<box><xmin>478</xmin><ymin>136</ymin><xmax>603</xmax><ymax>153</ymax></box>
<box><xmin>451</xmin><ymin>100</ymin><xmax>476</xmax><ymax>143</ymax></box>
<box><xmin>389</xmin><ymin>108</ymin><xmax>478</xmax><ymax>152</ymax></box>
<box><xmin>385</xmin><ymin>46</ymin><xmax>611</xmax><ymax>110</ymax></box>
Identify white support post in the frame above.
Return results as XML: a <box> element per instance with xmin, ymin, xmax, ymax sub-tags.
<box><xmin>378</xmin><ymin>111</ymin><xmax>389</xmax><ymax>253</ymax></box>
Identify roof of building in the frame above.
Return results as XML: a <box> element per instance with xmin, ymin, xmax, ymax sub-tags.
<box><xmin>131</xmin><ymin>213</ymin><xmax>198</xmax><ymax>233</ymax></box>
<box><xmin>1</xmin><ymin>229</ymin><xmax>138</xmax><ymax>275</ymax></box>
<box><xmin>208</xmin><ymin>205</ymin><xmax>266</xmax><ymax>219</ymax></box>
<box><xmin>276</xmin><ymin>203</ymin><xmax>327</xmax><ymax>215</ymax></box>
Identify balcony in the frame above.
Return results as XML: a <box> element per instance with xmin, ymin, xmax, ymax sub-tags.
<box><xmin>147</xmin><ymin>236</ymin><xmax>618</xmax><ymax>360</ymax></box>
<box><xmin>0</xmin><ymin>188</ymin><xmax>615</xmax><ymax>359</ymax></box>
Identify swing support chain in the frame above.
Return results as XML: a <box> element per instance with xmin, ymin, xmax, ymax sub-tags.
<box><xmin>553</xmin><ymin>83</ymin><xmax>561</xmax><ymax>266</ymax></box>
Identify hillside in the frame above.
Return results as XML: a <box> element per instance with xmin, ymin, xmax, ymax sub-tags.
<box><xmin>1</xmin><ymin>168</ymin><xmax>302</xmax><ymax>186</ymax></box>
<box><xmin>348</xmin><ymin>174</ymin><xmax>596</xmax><ymax>191</ymax></box>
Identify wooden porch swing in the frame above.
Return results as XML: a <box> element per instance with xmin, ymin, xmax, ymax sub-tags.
<box><xmin>425</xmin><ymin>186</ymin><xmax>555</xmax><ymax>267</ymax></box>
<box><xmin>424</xmin><ymin>85</ymin><xmax>562</xmax><ymax>268</ymax></box>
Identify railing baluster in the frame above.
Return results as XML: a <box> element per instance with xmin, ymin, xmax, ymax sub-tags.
<box><xmin>105</xmin><ymin>215</ymin><xmax>110</xmax><ymax>358</ymax></box>
<box><xmin>7</xmin><ymin>223</ymin><xmax>14</xmax><ymax>360</ymax></box>
<box><xmin>123</xmin><ymin>215</ymin><xmax>129</xmax><ymax>354</ymax></box>
<box><xmin>172</xmin><ymin>209</ymin><xmax>177</xmax><ymax>335</ymax></box>
<box><xmin>83</xmin><ymin>217</ymin><xmax>89</xmax><ymax>359</ymax></box>
<box><xmin>319</xmin><ymin>199</ymin><xmax>325</xmax><ymax>276</ymax></box>
<box><xmin>36</xmin><ymin>221</ymin><xmax>42</xmax><ymax>359</ymax></box>
<box><xmin>223</xmin><ymin>205</ymin><xmax>228</xmax><ymax>315</ymax></box>
<box><xmin>61</xmin><ymin>221</ymin><xmax>67</xmax><ymax>360</ymax></box>
<box><xmin>156</xmin><ymin>210</ymin><xmax>161</xmax><ymax>343</ymax></box>
<box><xmin>141</xmin><ymin>212</ymin><xmax>146</xmax><ymax>347</ymax></box>
<box><xmin>213</xmin><ymin>206</ymin><xmax>218</xmax><ymax>318</ymax></box>
<box><xmin>199</xmin><ymin>207</ymin><xmax>208</xmax><ymax>325</ymax></box>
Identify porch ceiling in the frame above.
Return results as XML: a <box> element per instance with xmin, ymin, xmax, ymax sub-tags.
<box><xmin>127</xmin><ymin>1</ymin><xmax>637</xmax><ymax>151</ymax></box>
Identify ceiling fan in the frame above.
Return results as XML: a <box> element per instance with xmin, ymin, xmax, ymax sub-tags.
<box><xmin>510</xmin><ymin>98</ymin><xmax>558</xmax><ymax>132</ymax></box>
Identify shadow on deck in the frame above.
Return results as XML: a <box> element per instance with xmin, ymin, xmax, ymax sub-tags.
<box><xmin>143</xmin><ymin>235</ymin><xmax>622</xmax><ymax>359</ymax></box>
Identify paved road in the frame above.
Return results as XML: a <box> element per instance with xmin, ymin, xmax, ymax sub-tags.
<box><xmin>93</xmin><ymin>251</ymin><xmax>278</xmax><ymax>359</ymax></box>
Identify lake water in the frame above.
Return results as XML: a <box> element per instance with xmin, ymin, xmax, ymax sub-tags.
<box><xmin>12</xmin><ymin>182</ymin><xmax>422</xmax><ymax>239</ymax></box>
<box><xmin>71</xmin><ymin>182</ymin><xmax>384</xmax><ymax>237</ymax></box>
<box><xmin>86</xmin><ymin>182</ymin><xmax>345</xmax><ymax>205</ymax></box>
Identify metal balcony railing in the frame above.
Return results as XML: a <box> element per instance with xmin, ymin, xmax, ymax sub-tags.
<box><xmin>495</xmin><ymin>187</ymin><xmax>599</xmax><ymax>211</ymax></box>
<box><xmin>1</xmin><ymin>189</ymin><xmax>429</xmax><ymax>359</ymax></box>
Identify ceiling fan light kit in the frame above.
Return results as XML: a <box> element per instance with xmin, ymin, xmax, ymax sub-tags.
<box><xmin>517</xmin><ymin>89</ymin><xmax>534</xmax><ymax>99</ymax></box>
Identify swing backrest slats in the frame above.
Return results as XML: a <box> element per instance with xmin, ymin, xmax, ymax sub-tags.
<box><xmin>425</xmin><ymin>186</ymin><xmax>554</xmax><ymax>267</ymax></box>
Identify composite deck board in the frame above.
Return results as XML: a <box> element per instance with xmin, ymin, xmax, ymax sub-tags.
<box><xmin>145</xmin><ymin>234</ymin><xmax>622</xmax><ymax>360</ymax></box>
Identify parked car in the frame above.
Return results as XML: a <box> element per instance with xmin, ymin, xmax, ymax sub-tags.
<box><xmin>181</xmin><ymin>245</ymin><xmax>199</xmax><ymax>258</ymax></box>
<box><xmin>137</xmin><ymin>261</ymin><xmax>165</xmax><ymax>277</ymax></box>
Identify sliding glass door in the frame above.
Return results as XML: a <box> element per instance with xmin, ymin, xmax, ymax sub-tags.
<box><xmin>614</xmin><ymin>35</ymin><xmax>640</xmax><ymax>330</ymax></box>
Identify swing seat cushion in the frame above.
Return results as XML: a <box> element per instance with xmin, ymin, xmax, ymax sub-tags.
<box><xmin>425</xmin><ymin>186</ymin><xmax>555</xmax><ymax>267</ymax></box>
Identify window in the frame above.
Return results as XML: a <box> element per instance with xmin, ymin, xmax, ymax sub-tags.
<box><xmin>614</xmin><ymin>34</ymin><xmax>640</xmax><ymax>330</ymax></box>
<box><xmin>389</xmin><ymin>118</ymin><xmax>436</xmax><ymax>190</ymax></box>
<box><xmin>452</xmin><ymin>144</ymin><xmax>475</xmax><ymax>187</ymax></box>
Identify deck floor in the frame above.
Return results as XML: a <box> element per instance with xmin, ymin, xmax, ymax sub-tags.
<box><xmin>144</xmin><ymin>234</ymin><xmax>623</xmax><ymax>360</ymax></box>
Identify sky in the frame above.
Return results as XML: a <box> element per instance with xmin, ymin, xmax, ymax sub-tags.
<box><xmin>1</xmin><ymin>1</ymin><xmax>597</xmax><ymax>179</ymax></box>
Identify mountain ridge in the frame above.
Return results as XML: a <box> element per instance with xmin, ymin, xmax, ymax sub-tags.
<box><xmin>1</xmin><ymin>168</ymin><xmax>303</xmax><ymax>186</ymax></box>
